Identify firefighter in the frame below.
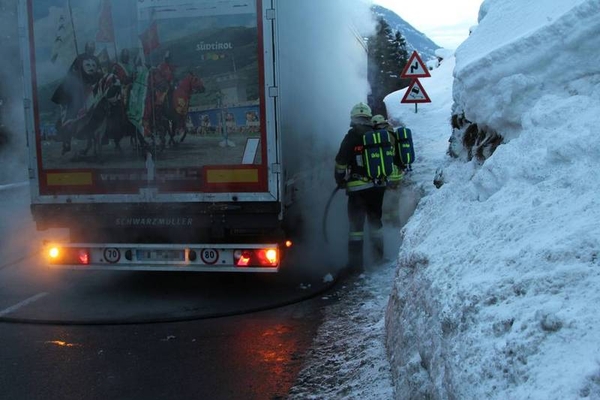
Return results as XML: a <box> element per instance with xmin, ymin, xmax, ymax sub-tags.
<box><xmin>372</xmin><ymin>114</ymin><xmax>406</xmax><ymax>226</ymax></box>
<box><xmin>334</xmin><ymin>102</ymin><xmax>387</xmax><ymax>273</ymax></box>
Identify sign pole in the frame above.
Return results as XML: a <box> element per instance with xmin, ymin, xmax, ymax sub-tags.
<box><xmin>415</xmin><ymin>104</ymin><xmax>418</xmax><ymax>114</ymax></box>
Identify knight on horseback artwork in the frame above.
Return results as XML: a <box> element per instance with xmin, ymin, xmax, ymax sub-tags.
<box><xmin>35</xmin><ymin>0</ymin><xmax>262</xmax><ymax>178</ymax></box>
<box><xmin>133</xmin><ymin>51</ymin><xmax>206</xmax><ymax>150</ymax></box>
<box><xmin>51</xmin><ymin>41</ymin><xmax>123</xmax><ymax>159</ymax></box>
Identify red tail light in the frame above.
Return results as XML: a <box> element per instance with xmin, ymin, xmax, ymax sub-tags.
<box><xmin>78</xmin><ymin>250</ymin><xmax>90</xmax><ymax>265</ymax></box>
<box><xmin>47</xmin><ymin>246</ymin><xmax>90</xmax><ymax>265</ymax></box>
<box><xmin>236</xmin><ymin>251</ymin><xmax>252</xmax><ymax>267</ymax></box>
<box><xmin>234</xmin><ymin>248</ymin><xmax>278</xmax><ymax>267</ymax></box>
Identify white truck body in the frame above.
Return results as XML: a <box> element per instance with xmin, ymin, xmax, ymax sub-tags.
<box><xmin>17</xmin><ymin>0</ymin><xmax>369</xmax><ymax>272</ymax></box>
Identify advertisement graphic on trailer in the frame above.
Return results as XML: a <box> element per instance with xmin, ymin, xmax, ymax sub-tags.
<box><xmin>30</xmin><ymin>0</ymin><xmax>263</xmax><ymax>192</ymax></box>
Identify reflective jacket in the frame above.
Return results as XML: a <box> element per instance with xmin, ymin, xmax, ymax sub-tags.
<box><xmin>334</xmin><ymin>120</ymin><xmax>387</xmax><ymax>192</ymax></box>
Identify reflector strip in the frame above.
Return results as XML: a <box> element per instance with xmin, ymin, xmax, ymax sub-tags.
<box><xmin>206</xmin><ymin>168</ymin><xmax>259</xmax><ymax>183</ymax></box>
<box><xmin>78</xmin><ymin>250</ymin><xmax>90</xmax><ymax>265</ymax></box>
<box><xmin>237</xmin><ymin>255</ymin><xmax>251</xmax><ymax>266</ymax></box>
<box><xmin>46</xmin><ymin>172</ymin><xmax>93</xmax><ymax>186</ymax></box>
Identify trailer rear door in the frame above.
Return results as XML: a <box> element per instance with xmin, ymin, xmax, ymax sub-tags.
<box><xmin>20</xmin><ymin>0</ymin><xmax>278</xmax><ymax>204</ymax></box>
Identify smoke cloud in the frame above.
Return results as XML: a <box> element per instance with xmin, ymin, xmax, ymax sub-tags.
<box><xmin>276</xmin><ymin>0</ymin><xmax>376</xmax><ymax>274</ymax></box>
<box><xmin>0</xmin><ymin>0</ymin><xmax>27</xmax><ymax>185</ymax></box>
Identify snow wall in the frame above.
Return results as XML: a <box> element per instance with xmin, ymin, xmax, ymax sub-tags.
<box><xmin>385</xmin><ymin>0</ymin><xmax>600</xmax><ymax>398</ymax></box>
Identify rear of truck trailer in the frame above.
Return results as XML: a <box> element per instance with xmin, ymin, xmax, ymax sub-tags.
<box><xmin>19</xmin><ymin>0</ymin><xmax>290</xmax><ymax>272</ymax></box>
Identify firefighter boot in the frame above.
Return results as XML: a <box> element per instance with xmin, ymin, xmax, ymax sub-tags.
<box><xmin>371</xmin><ymin>235</ymin><xmax>385</xmax><ymax>264</ymax></box>
<box><xmin>347</xmin><ymin>239</ymin><xmax>364</xmax><ymax>273</ymax></box>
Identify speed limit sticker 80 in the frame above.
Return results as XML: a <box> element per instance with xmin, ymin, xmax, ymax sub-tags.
<box><xmin>200</xmin><ymin>249</ymin><xmax>219</xmax><ymax>264</ymax></box>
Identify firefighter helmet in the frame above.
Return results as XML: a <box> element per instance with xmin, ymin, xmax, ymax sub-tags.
<box><xmin>371</xmin><ymin>114</ymin><xmax>387</xmax><ymax>125</ymax></box>
<box><xmin>350</xmin><ymin>102</ymin><xmax>372</xmax><ymax>118</ymax></box>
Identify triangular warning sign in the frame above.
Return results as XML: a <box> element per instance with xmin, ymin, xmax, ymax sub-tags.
<box><xmin>401</xmin><ymin>79</ymin><xmax>431</xmax><ymax>104</ymax></box>
<box><xmin>400</xmin><ymin>51</ymin><xmax>431</xmax><ymax>79</ymax></box>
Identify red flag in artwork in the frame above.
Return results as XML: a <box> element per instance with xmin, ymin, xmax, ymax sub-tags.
<box><xmin>96</xmin><ymin>0</ymin><xmax>115</xmax><ymax>42</ymax></box>
<box><xmin>140</xmin><ymin>21</ymin><xmax>160</xmax><ymax>56</ymax></box>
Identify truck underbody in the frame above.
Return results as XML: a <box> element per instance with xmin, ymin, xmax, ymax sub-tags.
<box><xmin>33</xmin><ymin>202</ymin><xmax>295</xmax><ymax>272</ymax></box>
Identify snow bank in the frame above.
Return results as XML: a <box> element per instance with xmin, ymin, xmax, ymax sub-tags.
<box><xmin>385</xmin><ymin>0</ymin><xmax>600</xmax><ymax>398</ymax></box>
<box><xmin>453</xmin><ymin>0</ymin><xmax>600</xmax><ymax>139</ymax></box>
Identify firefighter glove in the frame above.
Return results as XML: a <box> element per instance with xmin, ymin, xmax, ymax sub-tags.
<box><xmin>335</xmin><ymin>168</ymin><xmax>347</xmax><ymax>187</ymax></box>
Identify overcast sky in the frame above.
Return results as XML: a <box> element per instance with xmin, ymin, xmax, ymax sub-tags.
<box><xmin>373</xmin><ymin>0</ymin><xmax>483</xmax><ymax>49</ymax></box>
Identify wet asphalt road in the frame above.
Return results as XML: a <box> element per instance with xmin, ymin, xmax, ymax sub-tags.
<box><xmin>0</xmin><ymin>185</ymin><xmax>341</xmax><ymax>400</ymax></box>
<box><xmin>0</xmin><ymin>255</ymin><xmax>338</xmax><ymax>400</ymax></box>
<box><xmin>0</xmin><ymin>291</ymin><xmax>328</xmax><ymax>400</ymax></box>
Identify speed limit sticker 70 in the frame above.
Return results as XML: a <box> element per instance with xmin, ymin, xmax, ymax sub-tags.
<box><xmin>200</xmin><ymin>249</ymin><xmax>219</xmax><ymax>264</ymax></box>
<box><xmin>103</xmin><ymin>248</ymin><xmax>121</xmax><ymax>263</ymax></box>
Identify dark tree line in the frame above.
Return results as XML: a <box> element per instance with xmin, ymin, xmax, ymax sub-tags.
<box><xmin>367</xmin><ymin>17</ymin><xmax>410</xmax><ymax>118</ymax></box>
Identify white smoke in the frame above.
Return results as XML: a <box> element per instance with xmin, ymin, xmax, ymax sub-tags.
<box><xmin>276</xmin><ymin>0</ymin><xmax>376</xmax><ymax>274</ymax></box>
<box><xmin>0</xmin><ymin>0</ymin><xmax>27</xmax><ymax>185</ymax></box>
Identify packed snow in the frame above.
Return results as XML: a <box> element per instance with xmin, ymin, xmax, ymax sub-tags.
<box><xmin>291</xmin><ymin>0</ymin><xmax>600</xmax><ymax>399</ymax></box>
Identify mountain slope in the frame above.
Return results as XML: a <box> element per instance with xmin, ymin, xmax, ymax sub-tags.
<box><xmin>372</xmin><ymin>5</ymin><xmax>440</xmax><ymax>61</ymax></box>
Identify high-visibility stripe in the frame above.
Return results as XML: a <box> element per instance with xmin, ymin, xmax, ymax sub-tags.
<box><xmin>363</xmin><ymin>134</ymin><xmax>372</xmax><ymax>178</ymax></box>
<box><xmin>347</xmin><ymin>179</ymin><xmax>370</xmax><ymax>188</ymax></box>
<box><xmin>389</xmin><ymin>165</ymin><xmax>404</xmax><ymax>182</ymax></box>
<box><xmin>336</xmin><ymin>162</ymin><xmax>347</xmax><ymax>174</ymax></box>
<box><xmin>401</xmin><ymin>128</ymin><xmax>412</xmax><ymax>164</ymax></box>
<box><xmin>46</xmin><ymin>172</ymin><xmax>93</xmax><ymax>186</ymax></box>
<box><xmin>349</xmin><ymin>231</ymin><xmax>364</xmax><ymax>241</ymax></box>
<box><xmin>206</xmin><ymin>168</ymin><xmax>259</xmax><ymax>183</ymax></box>
<box><xmin>346</xmin><ymin>182</ymin><xmax>375</xmax><ymax>192</ymax></box>
<box><xmin>376</xmin><ymin>131</ymin><xmax>383</xmax><ymax>177</ymax></box>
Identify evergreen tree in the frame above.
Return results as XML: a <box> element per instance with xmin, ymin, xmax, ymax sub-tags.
<box><xmin>367</xmin><ymin>17</ymin><xmax>409</xmax><ymax>118</ymax></box>
<box><xmin>391</xmin><ymin>31</ymin><xmax>411</xmax><ymax>91</ymax></box>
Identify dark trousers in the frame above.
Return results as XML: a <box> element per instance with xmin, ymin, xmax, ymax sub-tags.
<box><xmin>347</xmin><ymin>186</ymin><xmax>386</xmax><ymax>269</ymax></box>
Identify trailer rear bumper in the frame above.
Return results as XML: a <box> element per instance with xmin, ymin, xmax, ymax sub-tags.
<box><xmin>44</xmin><ymin>242</ymin><xmax>282</xmax><ymax>273</ymax></box>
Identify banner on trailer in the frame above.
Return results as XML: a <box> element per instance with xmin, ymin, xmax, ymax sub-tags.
<box><xmin>28</xmin><ymin>0</ymin><xmax>266</xmax><ymax>195</ymax></box>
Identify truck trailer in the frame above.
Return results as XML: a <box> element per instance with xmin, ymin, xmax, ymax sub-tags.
<box><xmin>18</xmin><ymin>0</ymin><xmax>370</xmax><ymax>272</ymax></box>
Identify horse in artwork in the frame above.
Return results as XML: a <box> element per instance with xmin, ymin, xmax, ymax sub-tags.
<box><xmin>142</xmin><ymin>70</ymin><xmax>205</xmax><ymax>150</ymax></box>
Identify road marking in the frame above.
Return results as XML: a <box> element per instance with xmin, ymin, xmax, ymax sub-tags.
<box><xmin>0</xmin><ymin>255</ymin><xmax>34</xmax><ymax>272</ymax></box>
<box><xmin>0</xmin><ymin>181</ymin><xmax>28</xmax><ymax>192</ymax></box>
<box><xmin>0</xmin><ymin>292</ymin><xmax>49</xmax><ymax>317</ymax></box>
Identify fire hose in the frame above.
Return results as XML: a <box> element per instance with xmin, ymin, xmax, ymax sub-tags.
<box><xmin>322</xmin><ymin>186</ymin><xmax>341</xmax><ymax>244</ymax></box>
